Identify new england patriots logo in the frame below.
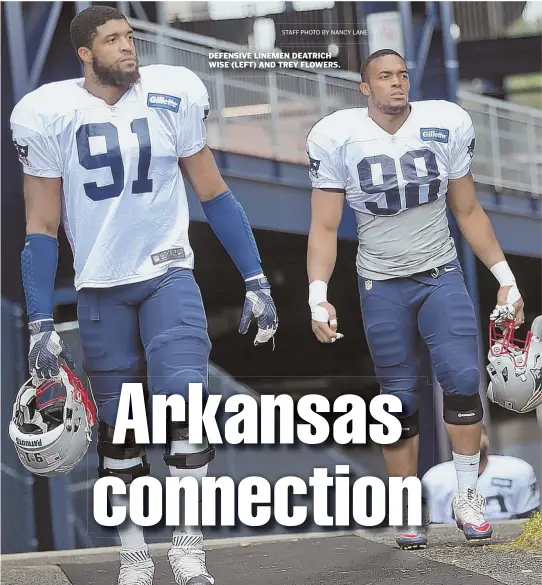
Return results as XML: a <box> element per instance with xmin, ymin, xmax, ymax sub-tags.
<box><xmin>530</xmin><ymin>366</ymin><xmax>542</xmax><ymax>393</ymax></box>
<box><xmin>13</xmin><ymin>138</ymin><xmax>29</xmax><ymax>165</ymax></box>
<box><xmin>525</xmin><ymin>354</ymin><xmax>542</xmax><ymax>410</ymax></box>
<box><xmin>467</xmin><ymin>137</ymin><xmax>476</xmax><ymax>158</ymax></box>
<box><xmin>308</xmin><ymin>156</ymin><xmax>321</xmax><ymax>179</ymax></box>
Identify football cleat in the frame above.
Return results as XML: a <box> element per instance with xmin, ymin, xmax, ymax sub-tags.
<box><xmin>168</xmin><ymin>533</ymin><xmax>215</xmax><ymax>585</ymax></box>
<box><xmin>394</xmin><ymin>496</ymin><xmax>430</xmax><ymax>550</ymax></box>
<box><xmin>452</xmin><ymin>489</ymin><xmax>493</xmax><ymax>541</ymax></box>
<box><xmin>117</xmin><ymin>547</ymin><xmax>154</xmax><ymax>585</ymax></box>
<box><xmin>395</xmin><ymin>528</ymin><xmax>428</xmax><ymax>550</ymax></box>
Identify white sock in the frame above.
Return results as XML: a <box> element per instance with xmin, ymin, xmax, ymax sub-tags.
<box><xmin>452</xmin><ymin>451</ymin><xmax>480</xmax><ymax>498</ymax></box>
<box><xmin>168</xmin><ymin>439</ymin><xmax>209</xmax><ymax>541</ymax></box>
<box><xmin>103</xmin><ymin>456</ymin><xmax>147</xmax><ymax>551</ymax></box>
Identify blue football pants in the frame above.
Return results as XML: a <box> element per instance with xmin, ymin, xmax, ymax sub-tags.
<box><xmin>358</xmin><ymin>258</ymin><xmax>481</xmax><ymax>420</ymax></box>
<box><xmin>77</xmin><ymin>268</ymin><xmax>211</xmax><ymax>428</ymax></box>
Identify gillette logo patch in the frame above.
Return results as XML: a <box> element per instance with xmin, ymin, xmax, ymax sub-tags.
<box><xmin>147</xmin><ymin>93</ymin><xmax>181</xmax><ymax>112</ymax></box>
<box><xmin>420</xmin><ymin>128</ymin><xmax>449</xmax><ymax>143</ymax></box>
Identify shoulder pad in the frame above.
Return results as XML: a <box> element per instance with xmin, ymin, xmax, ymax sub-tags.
<box><xmin>307</xmin><ymin>108</ymin><xmax>366</xmax><ymax>150</ymax></box>
<box><xmin>140</xmin><ymin>65</ymin><xmax>207</xmax><ymax>106</ymax></box>
<box><xmin>11</xmin><ymin>79</ymin><xmax>83</xmax><ymax>132</ymax></box>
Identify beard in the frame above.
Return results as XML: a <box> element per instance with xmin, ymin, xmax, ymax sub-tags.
<box><xmin>372</xmin><ymin>94</ymin><xmax>409</xmax><ymax>115</ymax></box>
<box><xmin>92</xmin><ymin>55</ymin><xmax>140</xmax><ymax>87</ymax></box>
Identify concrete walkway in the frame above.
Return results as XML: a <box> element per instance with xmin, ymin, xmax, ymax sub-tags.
<box><xmin>2</xmin><ymin>521</ymin><xmax>540</xmax><ymax>585</ymax></box>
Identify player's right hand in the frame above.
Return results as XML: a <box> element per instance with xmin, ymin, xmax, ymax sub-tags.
<box><xmin>490</xmin><ymin>285</ymin><xmax>524</xmax><ymax>329</ymax></box>
<box><xmin>28</xmin><ymin>319</ymin><xmax>75</xmax><ymax>384</ymax></box>
<box><xmin>311</xmin><ymin>301</ymin><xmax>344</xmax><ymax>344</ymax></box>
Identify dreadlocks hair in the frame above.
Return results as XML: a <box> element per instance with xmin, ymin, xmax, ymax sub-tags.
<box><xmin>70</xmin><ymin>5</ymin><xmax>128</xmax><ymax>52</ymax></box>
<box><xmin>360</xmin><ymin>49</ymin><xmax>406</xmax><ymax>82</ymax></box>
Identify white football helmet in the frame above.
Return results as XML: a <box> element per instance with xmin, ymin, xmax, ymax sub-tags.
<box><xmin>8</xmin><ymin>365</ymin><xmax>96</xmax><ymax>476</ymax></box>
<box><xmin>486</xmin><ymin>318</ymin><xmax>542</xmax><ymax>414</ymax></box>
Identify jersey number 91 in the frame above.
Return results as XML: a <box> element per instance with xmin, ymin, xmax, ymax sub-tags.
<box><xmin>76</xmin><ymin>119</ymin><xmax>153</xmax><ymax>201</ymax></box>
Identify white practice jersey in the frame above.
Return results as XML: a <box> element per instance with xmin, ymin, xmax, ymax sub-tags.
<box><xmin>422</xmin><ymin>456</ymin><xmax>540</xmax><ymax>523</ymax></box>
<box><xmin>11</xmin><ymin>65</ymin><xmax>209</xmax><ymax>290</ymax></box>
<box><xmin>306</xmin><ymin>101</ymin><xmax>476</xmax><ymax>280</ymax></box>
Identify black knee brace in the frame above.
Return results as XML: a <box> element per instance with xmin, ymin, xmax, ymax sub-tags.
<box><xmin>443</xmin><ymin>393</ymin><xmax>483</xmax><ymax>425</ymax></box>
<box><xmin>163</xmin><ymin>420</ymin><xmax>216</xmax><ymax>470</ymax></box>
<box><xmin>97</xmin><ymin>421</ymin><xmax>151</xmax><ymax>484</ymax></box>
<box><xmin>399</xmin><ymin>411</ymin><xmax>419</xmax><ymax>439</ymax></box>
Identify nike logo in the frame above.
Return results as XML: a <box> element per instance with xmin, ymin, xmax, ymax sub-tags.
<box><xmin>443</xmin><ymin>266</ymin><xmax>457</xmax><ymax>272</ymax></box>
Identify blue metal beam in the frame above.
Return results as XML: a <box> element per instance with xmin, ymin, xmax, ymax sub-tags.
<box><xmin>117</xmin><ymin>1</ymin><xmax>130</xmax><ymax>17</ymax></box>
<box><xmin>398</xmin><ymin>2</ymin><xmax>416</xmax><ymax>78</ymax></box>
<box><xmin>439</xmin><ymin>1</ymin><xmax>459</xmax><ymax>102</ymax></box>
<box><xmin>74</xmin><ymin>1</ymin><xmax>91</xmax><ymax>12</ymax></box>
<box><xmin>130</xmin><ymin>1</ymin><xmax>149</xmax><ymax>21</ymax></box>
<box><xmin>412</xmin><ymin>2</ymin><xmax>437</xmax><ymax>99</ymax></box>
<box><xmin>5</xmin><ymin>2</ymin><xmax>29</xmax><ymax>102</ymax></box>
<box><xmin>28</xmin><ymin>2</ymin><xmax>63</xmax><ymax>91</ymax></box>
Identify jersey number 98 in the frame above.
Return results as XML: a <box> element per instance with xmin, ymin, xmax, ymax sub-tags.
<box><xmin>357</xmin><ymin>149</ymin><xmax>441</xmax><ymax>215</ymax></box>
<box><xmin>76</xmin><ymin>119</ymin><xmax>153</xmax><ymax>201</ymax></box>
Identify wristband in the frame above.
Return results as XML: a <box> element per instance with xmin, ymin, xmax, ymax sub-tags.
<box><xmin>490</xmin><ymin>261</ymin><xmax>521</xmax><ymax>305</ymax></box>
<box><xmin>490</xmin><ymin>260</ymin><xmax>516</xmax><ymax>286</ymax></box>
<box><xmin>309</xmin><ymin>280</ymin><xmax>328</xmax><ymax>306</ymax></box>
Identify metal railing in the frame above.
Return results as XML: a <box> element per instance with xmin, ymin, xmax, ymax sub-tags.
<box><xmin>452</xmin><ymin>1</ymin><xmax>528</xmax><ymax>41</ymax></box>
<box><xmin>132</xmin><ymin>19</ymin><xmax>542</xmax><ymax>196</ymax></box>
<box><xmin>457</xmin><ymin>89</ymin><xmax>542</xmax><ymax>196</ymax></box>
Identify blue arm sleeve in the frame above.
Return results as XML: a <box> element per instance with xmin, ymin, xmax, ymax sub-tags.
<box><xmin>201</xmin><ymin>189</ymin><xmax>263</xmax><ymax>280</ymax></box>
<box><xmin>21</xmin><ymin>234</ymin><xmax>58</xmax><ymax>322</ymax></box>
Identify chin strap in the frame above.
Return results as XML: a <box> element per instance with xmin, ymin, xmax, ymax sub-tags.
<box><xmin>62</xmin><ymin>366</ymin><xmax>97</xmax><ymax>426</ymax></box>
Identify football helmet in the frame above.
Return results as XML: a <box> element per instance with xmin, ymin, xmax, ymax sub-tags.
<box><xmin>486</xmin><ymin>318</ymin><xmax>542</xmax><ymax>413</ymax></box>
<box><xmin>8</xmin><ymin>365</ymin><xmax>96</xmax><ymax>476</ymax></box>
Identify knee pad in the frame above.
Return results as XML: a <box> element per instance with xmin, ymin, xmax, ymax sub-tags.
<box><xmin>455</xmin><ymin>366</ymin><xmax>480</xmax><ymax>397</ymax></box>
<box><xmin>443</xmin><ymin>393</ymin><xmax>483</xmax><ymax>425</ymax></box>
<box><xmin>379</xmin><ymin>390</ymin><xmax>419</xmax><ymax>439</ymax></box>
<box><xmin>397</xmin><ymin>410</ymin><xmax>419</xmax><ymax>439</ymax></box>
<box><xmin>435</xmin><ymin>362</ymin><xmax>480</xmax><ymax>398</ymax></box>
<box><xmin>385</xmin><ymin>389</ymin><xmax>419</xmax><ymax>420</ymax></box>
<box><xmin>97</xmin><ymin>421</ymin><xmax>151</xmax><ymax>484</ymax></box>
<box><xmin>163</xmin><ymin>419</ymin><xmax>216</xmax><ymax>470</ymax></box>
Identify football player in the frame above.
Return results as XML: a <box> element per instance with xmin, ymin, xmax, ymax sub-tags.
<box><xmin>422</xmin><ymin>426</ymin><xmax>540</xmax><ymax>523</ymax></box>
<box><xmin>11</xmin><ymin>6</ymin><xmax>278</xmax><ymax>585</ymax></box>
<box><xmin>305</xmin><ymin>49</ymin><xmax>524</xmax><ymax>549</ymax></box>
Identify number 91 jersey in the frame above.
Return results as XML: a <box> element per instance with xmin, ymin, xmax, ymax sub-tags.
<box><xmin>10</xmin><ymin>65</ymin><xmax>209</xmax><ymax>290</ymax></box>
<box><xmin>306</xmin><ymin>100</ymin><xmax>476</xmax><ymax>280</ymax></box>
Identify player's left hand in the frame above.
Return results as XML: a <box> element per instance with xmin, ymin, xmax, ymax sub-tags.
<box><xmin>490</xmin><ymin>285</ymin><xmax>524</xmax><ymax>328</ymax></box>
<box><xmin>239</xmin><ymin>276</ymin><xmax>278</xmax><ymax>346</ymax></box>
<box><xmin>311</xmin><ymin>301</ymin><xmax>345</xmax><ymax>344</ymax></box>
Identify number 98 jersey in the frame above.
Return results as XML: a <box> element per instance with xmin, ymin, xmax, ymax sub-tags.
<box><xmin>10</xmin><ymin>65</ymin><xmax>209</xmax><ymax>290</ymax></box>
<box><xmin>306</xmin><ymin>100</ymin><xmax>476</xmax><ymax>280</ymax></box>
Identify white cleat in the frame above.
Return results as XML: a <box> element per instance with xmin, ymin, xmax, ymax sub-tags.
<box><xmin>117</xmin><ymin>547</ymin><xmax>155</xmax><ymax>585</ymax></box>
<box><xmin>452</xmin><ymin>489</ymin><xmax>493</xmax><ymax>541</ymax></box>
<box><xmin>394</xmin><ymin>497</ymin><xmax>431</xmax><ymax>550</ymax></box>
<box><xmin>168</xmin><ymin>534</ymin><xmax>215</xmax><ymax>585</ymax></box>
